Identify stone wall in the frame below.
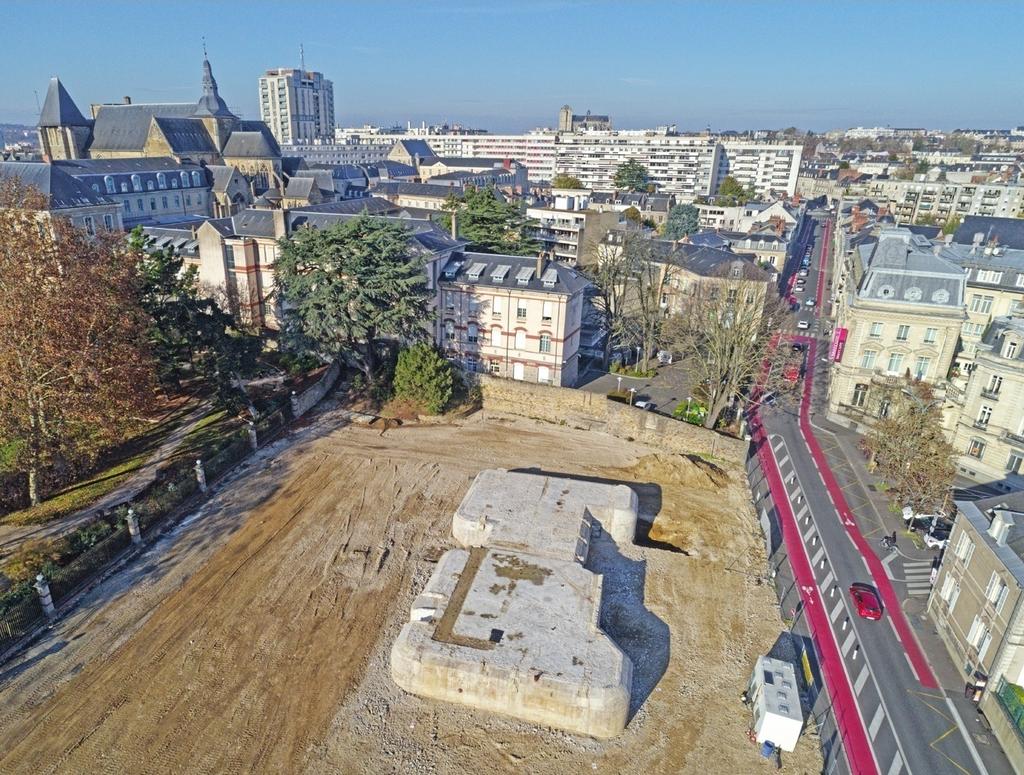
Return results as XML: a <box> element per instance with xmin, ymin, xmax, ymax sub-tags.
<box><xmin>478</xmin><ymin>376</ymin><xmax>746</xmax><ymax>462</ymax></box>
<box><xmin>290</xmin><ymin>360</ymin><xmax>342</xmax><ymax>419</ymax></box>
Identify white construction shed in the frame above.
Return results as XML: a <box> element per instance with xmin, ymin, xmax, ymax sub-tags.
<box><xmin>748</xmin><ymin>655</ymin><xmax>804</xmax><ymax>752</ymax></box>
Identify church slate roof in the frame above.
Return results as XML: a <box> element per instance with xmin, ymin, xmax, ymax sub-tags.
<box><xmin>38</xmin><ymin>78</ymin><xmax>91</xmax><ymax>127</ymax></box>
<box><xmin>153</xmin><ymin>117</ymin><xmax>218</xmax><ymax>154</ymax></box>
<box><xmin>222</xmin><ymin>125</ymin><xmax>281</xmax><ymax>159</ymax></box>
<box><xmin>90</xmin><ymin>103</ymin><xmax>195</xmax><ymax>153</ymax></box>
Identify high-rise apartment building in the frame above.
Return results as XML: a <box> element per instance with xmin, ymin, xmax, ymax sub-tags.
<box><xmin>259</xmin><ymin>68</ymin><xmax>335</xmax><ymax>144</ymax></box>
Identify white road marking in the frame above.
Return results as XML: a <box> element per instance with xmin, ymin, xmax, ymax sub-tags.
<box><xmin>868</xmin><ymin>703</ymin><xmax>885</xmax><ymax>740</ymax></box>
<box><xmin>830</xmin><ymin>598</ymin><xmax>845</xmax><ymax>622</ymax></box>
<box><xmin>821</xmin><ymin>570</ymin><xmax>834</xmax><ymax>589</ymax></box>
<box><xmin>841</xmin><ymin>630</ymin><xmax>856</xmax><ymax>656</ymax></box>
<box><xmin>777</xmin><ymin>454</ymin><xmax>791</xmax><ymax>468</ymax></box>
<box><xmin>811</xmin><ymin>547</ymin><xmax>825</xmax><ymax>567</ymax></box>
<box><xmin>902</xmin><ymin>652</ymin><xmax>919</xmax><ymax>683</ymax></box>
<box><xmin>886</xmin><ymin>750</ymin><xmax>903</xmax><ymax>775</ymax></box>
<box><xmin>794</xmin><ymin>503</ymin><xmax>809</xmax><ymax>520</ymax></box>
<box><xmin>944</xmin><ymin>696</ymin><xmax>990</xmax><ymax>775</ymax></box>
<box><xmin>854</xmin><ymin>665</ymin><xmax>869</xmax><ymax>695</ymax></box>
<box><xmin>803</xmin><ymin>524</ymin><xmax>817</xmax><ymax>542</ymax></box>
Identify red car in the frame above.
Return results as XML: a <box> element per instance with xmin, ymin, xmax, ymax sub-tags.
<box><xmin>849</xmin><ymin>583</ymin><xmax>883</xmax><ymax>620</ymax></box>
<box><xmin>783</xmin><ymin>364</ymin><xmax>800</xmax><ymax>383</ymax></box>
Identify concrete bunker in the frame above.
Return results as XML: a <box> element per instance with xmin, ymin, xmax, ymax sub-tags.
<box><xmin>391</xmin><ymin>469</ymin><xmax>640</xmax><ymax>738</ymax></box>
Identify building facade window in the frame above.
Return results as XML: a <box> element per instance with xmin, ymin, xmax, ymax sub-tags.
<box><xmin>131</xmin><ymin>174</ymin><xmax>142</xmax><ymax>192</ymax></box>
<box><xmin>538</xmin><ymin>365</ymin><xmax>551</xmax><ymax>384</ymax></box>
<box><xmin>977</xmin><ymin>270</ymin><xmax>1003</xmax><ymax>284</ymax></box>
<box><xmin>539</xmin><ymin>334</ymin><xmax>552</xmax><ymax>353</ymax></box>
<box><xmin>978</xmin><ymin>405</ymin><xmax>993</xmax><ymax>427</ymax></box>
<box><xmin>1007</xmin><ymin>452</ymin><xmax>1024</xmax><ymax>475</ymax></box>
<box><xmin>987</xmin><ymin>374</ymin><xmax>1003</xmax><ymax>394</ymax></box>
<box><xmin>542</xmin><ymin>301</ymin><xmax>553</xmax><ymax>323</ymax></box>
<box><xmin>103</xmin><ymin>175</ymin><xmax>116</xmax><ymax>194</ymax></box>
<box><xmin>157</xmin><ymin>172</ymin><xmax>167</xmax><ymax>189</ymax></box>
<box><xmin>161</xmin><ymin>196</ymin><xmax>168</xmax><ymax>209</ymax></box>
<box><xmin>123</xmin><ymin>200</ymin><xmax>131</xmax><ymax>214</ymax></box>
<box><xmin>869</xmin><ymin>322</ymin><xmax>883</xmax><ymax>338</ymax></box>
<box><xmin>896</xmin><ymin>324</ymin><xmax>910</xmax><ymax>341</ymax></box>
<box><xmin>514</xmin><ymin>330</ymin><xmax>527</xmax><ymax>349</ymax></box>
<box><xmin>137</xmin><ymin>198</ymin><xmax>144</xmax><ymax>212</ymax></box>
<box><xmin>516</xmin><ymin>301</ymin><xmax>527</xmax><ymax>320</ymax></box>
<box><xmin>886</xmin><ymin>353</ymin><xmax>904</xmax><ymax>373</ymax></box>
<box><xmin>490</xmin><ymin>327</ymin><xmax>502</xmax><ymax>347</ymax></box>
<box><xmin>492</xmin><ymin>297</ymin><xmax>503</xmax><ymax>318</ymax></box>
<box><xmin>968</xmin><ymin>439</ymin><xmax>986</xmax><ymax>459</ymax></box>
<box><xmin>224</xmin><ymin>244</ymin><xmax>235</xmax><ymax>269</ymax></box>
<box><xmin>970</xmin><ymin>294</ymin><xmax>994</xmax><ymax>314</ymax></box>
<box><xmin>852</xmin><ymin>383</ymin><xmax>868</xmax><ymax>407</ymax></box>
<box><xmin>861</xmin><ymin>350</ymin><xmax>877</xmax><ymax>369</ymax></box>
<box><xmin>913</xmin><ymin>356</ymin><xmax>931</xmax><ymax>380</ymax></box>
<box><xmin>181</xmin><ymin>172</ymin><xmax>190</xmax><ymax>188</ymax></box>
<box><xmin>467</xmin><ymin>323</ymin><xmax>478</xmax><ymax>344</ymax></box>
<box><xmin>103</xmin><ymin>214</ymin><xmax>113</xmax><ymax>230</ymax></box>
<box><xmin>83</xmin><ymin>216</ymin><xmax>95</xmax><ymax>236</ymax></box>
<box><xmin>444</xmin><ymin>321</ymin><xmax>455</xmax><ymax>341</ymax></box>
<box><xmin>150</xmin><ymin>198</ymin><xmax>157</xmax><ymax>211</ymax></box>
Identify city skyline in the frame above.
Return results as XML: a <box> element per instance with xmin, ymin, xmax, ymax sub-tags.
<box><xmin>2</xmin><ymin>0</ymin><xmax>1023</xmax><ymax>134</ymax></box>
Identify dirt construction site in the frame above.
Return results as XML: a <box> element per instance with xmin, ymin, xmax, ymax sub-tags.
<box><xmin>0</xmin><ymin>407</ymin><xmax>823</xmax><ymax>774</ymax></box>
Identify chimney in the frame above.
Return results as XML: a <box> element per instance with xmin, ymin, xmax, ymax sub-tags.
<box><xmin>450</xmin><ymin>210</ymin><xmax>458</xmax><ymax>240</ymax></box>
<box><xmin>536</xmin><ymin>251</ymin><xmax>546</xmax><ymax>277</ymax></box>
<box><xmin>503</xmin><ymin>157</ymin><xmax>511</xmax><ymax>170</ymax></box>
<box><xmin>272</xmin><ymin>208</ymin><xmax>288</xmax><ymax>240</ymax></box>
<box><xmin>123</xmin><ymin>96</ymin><xmax>132</xmax><ymax>105</ymax></box>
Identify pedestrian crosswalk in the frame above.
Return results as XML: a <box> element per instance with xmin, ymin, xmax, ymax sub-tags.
<box><xmin>902</xmin><ymin>558</ymin><xmax>935</xmax><ymax>597</ymax></box>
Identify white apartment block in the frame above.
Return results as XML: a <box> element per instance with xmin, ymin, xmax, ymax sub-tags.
<box><xmin>849</xmin><ymin>179</ymin><xmax>1024</xmax><ymax>223</ymax></box>
<box><xmin>553</xmin><ymin>131</ymin><xmax>722</xmax><ymax>197</ymax></box>
<box><xmin>280</xmin><ymin>138</ymin><xmax>393</xmax><ymax>166</ymax></box>
<box><xmin>717</xmin><ymin>143</ymin><xmax>802</xmax><ymax>198</ymax></box>
<box><xmin>259</xmin><ymin>69</ymin><xmax>335</xmax><ymax>144</ymax></box>
<box><xmin>327</xmin><ymin>128</ymin><xmax>802</xmax><ymax>196</ymax></box>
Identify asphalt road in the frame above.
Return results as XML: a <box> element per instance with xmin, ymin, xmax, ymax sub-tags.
<box><xmin>758</xmin><ymin>217</ymin><xmax>999</xmax><ymax>775</ymax></box>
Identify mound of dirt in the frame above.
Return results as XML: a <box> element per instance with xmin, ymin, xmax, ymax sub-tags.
<box><xmin>616</xmin><ymin>453</ymin><xmax>743</xmax><ymax>559</ymax></box>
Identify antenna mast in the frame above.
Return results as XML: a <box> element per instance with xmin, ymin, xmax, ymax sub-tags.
<box><xmin>300</xmin><ymin>43</ymin><xmax>306</xmax><ymax>72</ymax></box>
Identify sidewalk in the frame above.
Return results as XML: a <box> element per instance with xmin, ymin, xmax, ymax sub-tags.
<box><xmin>0</xmin><ymin>401</ymin><xmax>212</xmax><ymax>557</ymax></box>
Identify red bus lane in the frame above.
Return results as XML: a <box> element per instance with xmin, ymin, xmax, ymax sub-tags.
<box><xmin>802</xmin><ymin>216</ymin><xmax>938</xmax><ymax>688</ymax></box>
<box><xmin>749</xmin><ymin>410</ymin><xmax>879</xmax><ymax>774</ymax></box>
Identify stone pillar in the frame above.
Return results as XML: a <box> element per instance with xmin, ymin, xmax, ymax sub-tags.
<box><xmin>126</xmin><ymin>507</ymin><xmax>142</xmax><ymax>545</ymax></box>
<box><xmin>247</xmin><ymin>421</ymin><xmax>258</xmax><ymax>451</ymax></box>
<box><xmin>34</xmin><ymin>574</ymin><xmax>56</xmax><ymax>618</ymax></box>
<box><xmin>290</xmin><ymin>390</ymin><xmax>300</xmax><ymax>417</ymax></box>
<box><xmin>195</xmin><ymin>459</ymin><xmax>207</xmax><ymax>493</ymax></box>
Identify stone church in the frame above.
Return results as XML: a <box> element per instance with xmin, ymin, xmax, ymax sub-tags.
<box><xmin>38</xmin><ymin>58</ymin><xmax>284</xmax><ymax>192</ymax></box>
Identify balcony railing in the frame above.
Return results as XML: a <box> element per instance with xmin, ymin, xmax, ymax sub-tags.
<box><xmin>995</xmin><ymin>677</ymin><xmax>1024</xmax><ymax>747</ymax></box>
<box><xmin>981</xmin><ymin>388</ymin><xmax>1001</xmax><ymax>401</ymax></box>
<box><xmin>974</xmin><ymin>419</ymin><xmax>991</xmax><ymax>431</ymax></box>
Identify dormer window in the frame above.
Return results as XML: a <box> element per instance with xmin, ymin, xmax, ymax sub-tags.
<box><xmin>131</xmin><ymin>174</ymin><xmax>142</xmax><ymax>193</ymax></box>
<box><xmin>181</xmin><ymin>172</ymin><xmax>190</xmax><ymax>188</ymax></box>
<box><xmin>192</xmin><ymin>171</ymin><xmax>202</xmax><ymax>187</ymax></box>
<box><xmin>1006</xmin><ymin>339</ymin><xmax>1020</xmax><ymax>359</ymax></box>
<box><xmin>103</xmin><ymin>175</ymin><xmax>116</xmax><ymax>194</ymax></box>
<box><xmin>157</xmin><ymin>172</ymin><xmax>167</xmax><ymax>190</ymax></box>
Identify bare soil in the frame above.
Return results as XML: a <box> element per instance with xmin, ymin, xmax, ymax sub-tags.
<box><xmin>0</xmin><ymin>411</ymin><xmax>821</xmax><ymax>775</ymax></box>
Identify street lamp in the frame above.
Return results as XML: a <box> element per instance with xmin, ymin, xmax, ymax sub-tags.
<box><xmin>629</xmin><ymin>387</ymin><xmax>636</xmax><ymax>406</ymax></box>
<box><xmin>686</xmin><ymin>395</ymin><xmax>693</xmax><ymax>418</ymax></box>
<box><xmin>636</xmin><ymin>345</ymin><xmax>641</xmax><ymax>367</ymax></box>
<box><xmin>616</xmin><ymin>376</ymin><xmax>622</xmax><ymax>392</ymax></box>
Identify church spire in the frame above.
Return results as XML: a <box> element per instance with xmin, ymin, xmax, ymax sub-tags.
<box><xmin>193</xmin><ymin>54</ymin><xmax>235</xmax><ymax>118</ymax></box>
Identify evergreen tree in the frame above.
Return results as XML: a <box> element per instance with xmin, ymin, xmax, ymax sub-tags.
<box><xmin>439</xmin><ymin>186</ymin><xmax>537</xmax><ymax>255</ymax></box>
<box><xmin>662</xmin><ymin>204</ymin><xmax>700</xmax><ymax>240</ymax></box>
<box><xmin>393</xmin><ymin>343</ymin><xmax>454</xmax><ymax>414</ymax></box>
<box><xmin>275</xmin><ymin>214</ymin><xmax>431</xmax><ymax>382</ymax></box>
<box><xmin>613</xmin><ymin>159</ymin><xmax>649</xmax><ymax>192</ymax></box>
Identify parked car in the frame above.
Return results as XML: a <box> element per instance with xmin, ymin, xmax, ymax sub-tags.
<box><xmin>902</xmin><ymin>506</ymin><xmax>946</xmax><ymax>523</ymax></box>
<box><xmin>656</xmin><ymin>350</ymin><xmax>673</xmax><ymax>365</ymax></box>
<box><xmin>798</xmin><ymin>269</ymin><xmax>809</xmax><ymax>277</ymax></box>
<box><xmin>924</xmin><ymin>528</ymin><xmax>951</xmax><ymax>550</ymax></box>
<box><xmin>634</xmin><ymin>400</ymin><xmax>655</xmax><ymax>411</ymax></box>
<box><xmin>849</xmin><ymin>583</ymin><xmax>883</xmax><ymax>620</ymax></box>
<box><xmin>796</xmin><ymin>319</ymin><xmax>810</xmax><ymax>330</ymax></box>
<box><xmin>804</xmin><ymin>299</ymin><xmax>816</xmax><ymax>307</ymax></box>
<box><xmin>794</xmin><ymin>285</ymin><xmax>805</xmax><ymax>294</ymax></box>
<box><xmin>791</xmin><ymin>342</ymin><xmax>805</xmax><ymax>352</ymax></box>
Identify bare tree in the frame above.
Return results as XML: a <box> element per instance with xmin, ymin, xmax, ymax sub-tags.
<box><xmin>662</xmin><ymin>266</ymin><xmax>795</xmax><ymax>429</ymax></box>
<box><xmin>862</xmin><ymin>380</ymin><xmax>955</xmax><ymax>512</ymax></box>
<box><xmin>582</xmin><ymin>231</ymin><xmax>643</xmax><ymax>370</ymax></box>
<box><xmin>0</xmin><ymin>181</ymin><xmax>154</xmax><ymax>504</ymax></box>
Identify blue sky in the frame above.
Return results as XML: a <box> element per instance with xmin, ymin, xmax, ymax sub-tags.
<box><xmin>3</xmin><ymin>1</ymin><xmax>1022</xmax><ymax>133</ymax></box>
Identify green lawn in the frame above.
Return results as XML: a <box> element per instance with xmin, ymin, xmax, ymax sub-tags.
<box><xmin>0</xmin><ymin>402</ymin><xmax>204</xmax><ymax>527</ymax></box>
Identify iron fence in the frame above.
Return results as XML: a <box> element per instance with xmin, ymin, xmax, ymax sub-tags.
<box><xmin>0</xmin><ymin>590</ymin><xmax>44</xmax><ymax>651</ymax></box>
<box><xmin>48</xmin><ymin>525</ymin><xmax>131</xmax><ymax>605</ymax></box>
